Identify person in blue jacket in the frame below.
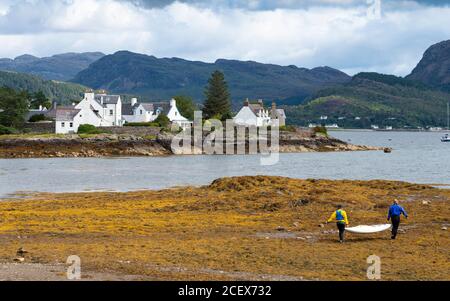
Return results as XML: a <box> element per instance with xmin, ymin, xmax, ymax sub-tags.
<box><xmin>387</xmin><ymin>199</ymin><xmax>408</xmax><ymax>239</ymax></box>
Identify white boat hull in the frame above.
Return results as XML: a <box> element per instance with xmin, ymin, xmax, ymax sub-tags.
<box><xmin>346</xmin><ymin>224</ymin><xmax>391</xmax><ymax>234</ymax></box>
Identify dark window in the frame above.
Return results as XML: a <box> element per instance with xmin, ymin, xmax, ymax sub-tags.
<box><xmin>110</xmin><ymin>109</ymin><xmax>114</xmax><ymax>116</ymax></box>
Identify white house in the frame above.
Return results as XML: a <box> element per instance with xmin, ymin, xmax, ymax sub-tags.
<box><xmin>122</xmin><ymin>98</ymin><xmax>192</xmax><ymax>129</ymax></box>
<box><xmin>233</xmin><ymin>99</ymin><xmax>286</xmax><ymax>127</ymax></box>
<box><xmin>75</xmin><ymin>92</ymin><xmax>123</xmax><ymax>127</ymax></box>
<box><xmin>122</xmin><ymin>98</ymin><xmax>156</xmax><ymax>123</ymax></box>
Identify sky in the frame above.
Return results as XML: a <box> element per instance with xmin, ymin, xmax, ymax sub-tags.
<box><xmin>0</xmin><ymin>0</ymin><xmax>449</xmax><ymax>76</ymax></box>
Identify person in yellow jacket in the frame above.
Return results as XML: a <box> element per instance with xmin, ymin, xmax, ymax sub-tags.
<box><xmin>326</xmin><ymin>205</ymin><xmax>349</xmax><ymax>243</ymax></box>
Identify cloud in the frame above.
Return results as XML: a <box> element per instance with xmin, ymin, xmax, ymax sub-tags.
<box><xmin>0</xmin><ymin>0</ymin><xmax>449</xmax><ymax>76</ymax></box>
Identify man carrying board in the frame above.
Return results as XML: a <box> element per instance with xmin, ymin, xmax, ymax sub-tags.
<box><xmin>326</xmin><ymin>205</ymin><xmax>349</xmax><ymax>243</ymax></box>
<box><xmin>387</xmin><ymin>199</ymin><xmax>408</xmax><ymax>240</ymax></box>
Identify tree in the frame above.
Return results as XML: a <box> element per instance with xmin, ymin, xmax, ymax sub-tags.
<box><xmin>203</xmin><ymin>70</ymin><xmax>231</xmax><ymax>120</ymax></box>
<box><xmin>30</xmin><ymin>91</ymin><xmax>51</xmax><ymax>110</ymax></box>
<box><xmin>173</xmin><ymin>95</ymin><xmax>196</xmax><ymax>120</ymax></box>
<box><xmin>154</xmin><ymin>114</ymin><xmax>170</xmax><ymax>128</ymax></box>
<box><xmin>0</xmin><ymin>87</ymin><xmax>29</xmax><ymax>129</ymax></box>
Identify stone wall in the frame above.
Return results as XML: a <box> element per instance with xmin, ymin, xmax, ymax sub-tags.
<box><xmin>24</xmin><ymin>122</ymin><xmax>55</xmax><ymax>134</ymax></box>
<box><xmin>101</xmin><ymin>126</ymin><xmax>161</xmax><ymax>137</ymax></box>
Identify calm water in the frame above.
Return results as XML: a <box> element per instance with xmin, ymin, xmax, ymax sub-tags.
<box><xmin>0</xmin><ymin>131</ymin><xmax>449</xmax><ymax>198</ymax></box>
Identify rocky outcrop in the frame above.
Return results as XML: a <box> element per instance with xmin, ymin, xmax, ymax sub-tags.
<box><xmin>0</xmin><ymin>131</ymin><xmax>381</xmax><ymax>158</ymax></box>
<box><xmin>0</xmin><ymin>134</ymin><xmax>170</xmax><ymax>158</ymax></box>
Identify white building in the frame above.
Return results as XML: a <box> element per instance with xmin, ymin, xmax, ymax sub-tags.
<box><xmin>29</xmin><ymin>92</ymin><xmax>193</xmax><ymax>134</ymax></box>
<box><xmin>233</xmin><ymin>99</ymin><xmax>286</xmax><ymax>127</ymax></box>
<box><xmin>122</xmin><ymin>98</ymin><xmax>192</xmax><ymax>129</ymax></box>
<box><xmin>75</xmin><ymin>92</ymin><xmax>123</xmax><ymax>127</ymax></box>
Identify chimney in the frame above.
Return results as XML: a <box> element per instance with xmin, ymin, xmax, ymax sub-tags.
<box><xmin>244</xmin><ymin>98</ymin><xmax>250</xmax><ymax>106</ymax></box>
<box><xmin>170</xmin><ymin>98</ymin><xmax>176</xmax><ymax>108</ymax></box>
<box><xmin>51</xmin><ymin>101</ymin><xmax>57</xmax><ymax>111</ymax></box>
<box><xmin>131</xmin><ymin>98</ymin><xmax>138</xmax><ymax>106</ymax></box>
<box><xmin>39</xmin><ymin>105</ymin><xmax>43</xmax><ymax>111</ymax></box>
<box><xmin>258</xmin><ymin>99</ymin><xmax>263</xmax><ymax>106</ymax></box>
<box><xmin>272</xmin><ymin>101</ymin><xmax>276</xmax><ymax>111</ymax></box>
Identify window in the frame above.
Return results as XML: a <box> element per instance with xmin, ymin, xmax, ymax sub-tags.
<box><xmin>70</xmin><ymin>122</ymin><xmax>73</xmax><ymax>128</ymax></box>
<box><xmin>61</xmin><ymin>122</ymin><xmax>65</xmax><ymax>128</ymax></box>
<box><xmin>140</xmin><ymin>110</ymin><xmax>143</xmax><ymax>115</ymax></box>
<box><xmin>110</xmin><ymin>109</ymin><xmax>114</xmax><ymax>116</ymax></box>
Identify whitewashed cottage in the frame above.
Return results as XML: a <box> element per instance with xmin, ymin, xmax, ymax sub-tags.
<box><xmin>233</xmin><ymin>99</ymin><xmax>286</xmax><ymax>127</ymax></box>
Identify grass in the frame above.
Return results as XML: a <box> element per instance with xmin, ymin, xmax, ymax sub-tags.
<box><xmin>0</xmin><ymin>176</ymin><xmax>448</xmax><ymax>280</ymax></box>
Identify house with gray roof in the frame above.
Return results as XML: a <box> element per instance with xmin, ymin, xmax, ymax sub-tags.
<box><xmin>233</xmin><ymin>99</ymin><xmax>287</xmax><ymax>127</ymax></box>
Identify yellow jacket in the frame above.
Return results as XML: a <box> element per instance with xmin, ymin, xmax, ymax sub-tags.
<box><xmin>327</xmin><ymin>209</ymin><xmax>349</xmax><ymax>225</ymax></box>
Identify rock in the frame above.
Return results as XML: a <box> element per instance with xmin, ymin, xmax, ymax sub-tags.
<box><xmin>293</xmin><ymin>222</ymin><xmax>300</xmax><ymax>228</ymax></box>
<box><xmin>318</xmin><ymin>223</ymin><xmax>325</xmax><ymax>228</ymax></box>
<box><xmin>276</xmin><ymin>226</ymin><xmax>286</xmax><ymax>232</ymax></box>
<box><xmin>14</xmin><ymin>257</ymin><xmax>25</xmax><ymax>262</ymax></box>
<box><xmin>442</xmin><ymin>226</ymin><xmax>447</xmax><ymax>231</ymax></box>
<box><xmin>398</xmin><ymin>229</ymin><xmax>406</xmax><ymax>234</ymax></box>
<box><xmin>296</xmin><ymin>237</ymin><xmax>306</xmax><ymax>240</ymax></box>
<box><xmin>305</xmin><ymin>235</ymin><xmax>313</xmax><ymax>239</ymax></box>
<box><xmin>384</xmin><ymin>148</ymin><xmax>392</xmax><ymax>153</ymax></box>
<box><xmin>422</xmin><ymin>200</ymin><xmax>431</xmax><ymax>205</ymax></box>
<box><xmin>16</xmin><ymin>247</ymin><xmax>28</xmax><ymax>256</ymax></box>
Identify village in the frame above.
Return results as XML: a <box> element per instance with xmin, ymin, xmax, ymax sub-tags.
<box><xmin>26</xmin><ymin>91</ymin><xmax>287</xmax><ymax>134</ymax></box>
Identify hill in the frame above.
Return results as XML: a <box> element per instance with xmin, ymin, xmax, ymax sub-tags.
<box><xmin>285</xmin><ymin>72</ymin><xmax>450</xmax><ymax>128</ymax></box>
<box><xmin>0</xmin><ymin>52</ymin><xmax>105</xmax><ymax>81</ymax></box>
<box><xmin>0</xmin><ymin>70</ymin><xmax>89</xmax><ymax>104</ymax></box>
<box><xmin>407</xmin><ymin>40</ymin><xmax>450</xmax><ymax>92</ymax></box>
<box><xmin>71</xmin><ymin>51</ymin><xmax>350</xmax><ymax>106</ymax></box>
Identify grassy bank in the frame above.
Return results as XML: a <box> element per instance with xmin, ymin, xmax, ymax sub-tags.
<box><xmin>0</xmin><ymin>176</ymin><xmax>448</xmax><ymax>280</ymax></box>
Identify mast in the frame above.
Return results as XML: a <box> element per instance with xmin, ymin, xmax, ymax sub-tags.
<box><xmin>447</xmin><ymin>101</ymin><xmax>449</xmax><ymax>131</ymax></box>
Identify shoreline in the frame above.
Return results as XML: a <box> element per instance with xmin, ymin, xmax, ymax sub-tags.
<box><xmin>0</xmin><ymin>176</ymin><xmax>448</xmax><ymax>280</ymax></box>
<box><xmin>0</xmin><ymin>132</ymin><xmax>382</xmax><ymax>159</ymax></box>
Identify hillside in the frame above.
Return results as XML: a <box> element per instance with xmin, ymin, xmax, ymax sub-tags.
<box><xmin>71</xmin><ymin>51</ymin><xmax>350</xmax><ymax>106</ymax></box>
<box><xmin>407</xmin><ymin>40</ymin><xmax>450</xmax><ymax>92</ymax></box>
<box><xmin>0</xmin><ymin>52</ymin><xmax>105</xmax><ymax>81</ymax></box>
<box><xmin>286</xmin><ymin>72</ymin><xmax>450</xmax><ymax>128</ymax></box>
<box><xmin>0</xmin><ymin>70</ymin><xmax>88</xmax><ymax>104</ymax></box>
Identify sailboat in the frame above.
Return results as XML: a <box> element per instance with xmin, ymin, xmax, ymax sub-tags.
<box><xmin>442</xmin><ymin>102</ymin><xmax>450</xmax><ymax>142</ymax></box>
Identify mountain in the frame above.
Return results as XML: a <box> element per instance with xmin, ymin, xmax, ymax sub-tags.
<box><xmin>0</xmin><ymin>52</ymin><xmax>105</xmax><ymax>81</ymax></box>
<box><xmin>71</xmin><ymin>51</ymin><xmax>351</xmax><ymax>106</ymax></box>
<box><xmin>285</xmin><ymin>72</ymin><xmax>450</xmax><ymax>128</ymax></box>
<box><xmin>0</xmin><ymin>70</ymin><xmax>89</xmax><ymax>104</ymax></box>
<box><xmin>407</xmin><ymin>40</ymin><xmax>450</xmax><ymax>92</ymax></box>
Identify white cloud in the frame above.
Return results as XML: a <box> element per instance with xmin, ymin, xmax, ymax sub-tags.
<box><xmin>0</xmin><ymin>0</ymin><xmax>449</xmax><ymax>76</ymax></box>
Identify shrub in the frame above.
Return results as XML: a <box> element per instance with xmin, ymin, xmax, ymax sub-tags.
<box><xmin>29</xmin><ymin>114</ymin><xmax>52</xmax><ymax>123</ymax></box>
<box><xmin>154</xmin><ymin>114</ymin><xmax>170</xmax><ymax>128</ymax></box>
<box><xmin>280</xmin><ymin>125</ymin><xmax>297</xmax><ymax>132</ymax></box>
<box><xmin>313</xmin><ymin>126</ymin><xmax>328</xmax><ymax>136</ymax></box>
<box><xmin>0</xmin><ymin>125</ymin><xmax>18</xmax><ymax>135</ymax></box>
<box><xmin>77</xmin><ymin>124</ymin><xmax>104</xmax><ymax>134</ymax></box>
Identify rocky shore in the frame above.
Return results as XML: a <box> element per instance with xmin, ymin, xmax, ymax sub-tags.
<box><xmin>0</xmin><ymin>130</ymin><xmax>381</xmax><ymax>159</ymax></box>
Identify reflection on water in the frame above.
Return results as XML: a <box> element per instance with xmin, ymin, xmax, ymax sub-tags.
<box><xmin>0</xmin><ymin>131</ymin><xmax>449</xmax><ymax>198</ymax></box>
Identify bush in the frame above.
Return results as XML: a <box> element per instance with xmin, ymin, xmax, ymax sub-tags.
<box><xmin>29</xmin><ymin>114</ymin><xmax>52</xmax><ymax>123</ymax></box>
<box><xmin>0</xmin><ymin>125</ymin><xmax>18</xmax><ymax>135</ymax></box>
<box><xmin>280</xmin><ymin>125</ymin><xmax>297</xmax><ymax>132</ymax></box>
<box><xmin>313</xmin><ymin>126</ymin><xmax>328</xmax><ymax>136</ymax></box>
<box><xmin>77</xmin><ymin>124</ymin><xmax>104</xmax><ymax>134</ymax></box>
<box><xmin>154</xmin><ymin>114</ymin><xmax>170</xmax><ymax>128</ymax></box>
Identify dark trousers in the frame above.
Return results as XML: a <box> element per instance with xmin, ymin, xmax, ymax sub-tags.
<box><xmin>391</xmin><ymin>215</ymin><xmax>401</xmax><ymax>239</ymax></box>
<box><xmin>337</xmin><ymin>223</ymin><xmax>346</xmax><ymax>241</ymax></box>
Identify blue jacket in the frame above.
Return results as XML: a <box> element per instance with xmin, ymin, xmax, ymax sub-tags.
<box><xmin>387</xmin><ymin>204</ymin><xmax>408</xmax><ymax>220</ymax></box>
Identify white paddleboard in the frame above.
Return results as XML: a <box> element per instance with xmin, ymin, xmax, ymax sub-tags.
<box><xmin>346</xmin><ymin>224</ymin><xmax>391</xmax><ymax>234</ymax></box>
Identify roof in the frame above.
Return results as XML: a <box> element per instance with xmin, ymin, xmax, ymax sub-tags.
<box><xmin>55</xmin><ymin>107</ymin><xmax>81</xmax><ymax>121</ymax></box>
<box><xmin>248</xmin><ymin>103</ymin><xmax>264</xmax><ymax>115</ymax></box>
<box><xmin>151</xmin><ymin>102</ymin><xmax>171</xmax><ymax>114</ymax></box>
<box><xmin>95</xmin><ymin>94</ymin><xmax>120</xmax><ymax>105</ymax></box>
<box><xmin>121</xmin><ymin>103</ymin><xmax>136</xmax><ymax>116</ymax></box>
<box><xmin>122</xmin><ymin>102</ymin><xmax>155</xmax><ymax>116</ymax></box>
